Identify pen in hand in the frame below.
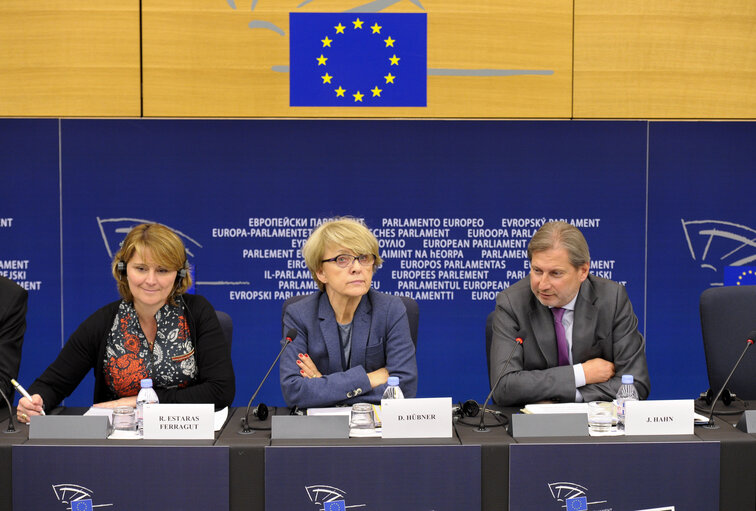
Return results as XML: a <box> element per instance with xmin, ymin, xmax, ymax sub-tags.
<box><xmin>11</xmin><ymin>378</ymin><xmax>45</xmax><ymax>415</ymax></box>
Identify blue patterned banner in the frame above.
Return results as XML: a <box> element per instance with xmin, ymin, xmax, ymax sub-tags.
<box><xmin>724</xmin><ymin>265</ymin><xmax>756</xmax><ymax>286</ymax></box>
<box><xmin>290</xmin><ymin>13</ymin><xmax>427</xmax><ymax>107</ymax></box>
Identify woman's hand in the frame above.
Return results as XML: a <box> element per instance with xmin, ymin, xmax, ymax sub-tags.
<box><xmin>93</xmin><ymin>396</ymin><xmax>138</xmax><ymax>409</ymax></box>
<box><xmin>296</xmin><ymin>353</ymin><xmax>322</xmax><ymax>378</ymax></box>
<box><xmin>367</xmin><ymin>367</ymin><xmax>389</xmax><ymax>388</ymax></box>
<box><xmin>16</xmin><ymin>394</ymin><xmax>44</xmax><ymax>424</ymax></box>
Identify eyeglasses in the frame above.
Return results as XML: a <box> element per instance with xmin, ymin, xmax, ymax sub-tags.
<box><xmin>321</xmin><ymin>254</ymin><xmax>376</xmax><ymax>268</ymax></box>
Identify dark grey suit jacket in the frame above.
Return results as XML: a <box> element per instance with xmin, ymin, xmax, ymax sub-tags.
<box><xmin>0</xmin><ymin>276</ymin><xmax>28</xmax><ymax>398</ymax></box>
<box><xmin>490</xmin><ymin>274</ymin><xmax>650</xmax><ymax>406</ymax></box>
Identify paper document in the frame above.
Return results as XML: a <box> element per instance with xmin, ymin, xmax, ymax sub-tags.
<box><xmin>307</xmin><ymin>407</ymin><xmax>352</xmax><ymax>416</ymax></box>
<box><xmin>84</xmin><ymin>406</ymin><xmax>114</xmax><ymax>422</ymax></box>
<box><xmin>522</xmin><ymin>403</ymin><xmax>589</xmax><ymax>414</ymax></box>
<box><xmin>86</xmin><ymin>405</ymin><xmax>228</xmax><ymax>432</ymax></box>
<box><xmin>524</xmin><ymin>402</ymin><xmax>709</xmax><ymax>425</ymax></box>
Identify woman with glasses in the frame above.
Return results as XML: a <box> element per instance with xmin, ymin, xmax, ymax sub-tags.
<box><xmin>279</xmin><ymin>217</ymin><xmax>417</xmax><ymax>409</ymax></box>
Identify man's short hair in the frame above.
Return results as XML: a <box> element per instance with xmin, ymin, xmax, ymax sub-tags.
<box><xmin>527</xmin><ymin>221</ymin><xmax>590</xmax><ymax>268</ymax></box>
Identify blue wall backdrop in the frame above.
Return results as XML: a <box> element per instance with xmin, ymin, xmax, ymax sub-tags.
<box><xmin>1</xmin><ymin>119</ymin><xmax>753</xmax><ymax>407</ymax></box>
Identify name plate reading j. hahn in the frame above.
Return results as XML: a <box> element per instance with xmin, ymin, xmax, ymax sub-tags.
<box><xmin>624</xmin><ymin>399</ymin><xmax>694</xmax><ymax>436</ymax></box>
<box><xmin>381</xmin><ymin>397</ymin><xmax>452</xmax><ymax>438</ymax></box>
<box><xmin>143</xmin><ymin>403</ymin><xmax>214</xmax><ymax>440</ymax></box>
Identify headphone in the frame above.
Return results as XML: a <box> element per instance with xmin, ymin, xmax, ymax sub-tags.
<box><xmin>702</xmin><ymin>387</ymin><xmax>734</xmax><ymax>407</ymax></box>
<box><xmin>452</xmin><ymin>400</ymin><xmax>481</xmax><ymax>419</ymax></box>
<box><xmin>117</xmin><ymin>260</ymin><xmax>188</xmax><ymax>287</ymax></box>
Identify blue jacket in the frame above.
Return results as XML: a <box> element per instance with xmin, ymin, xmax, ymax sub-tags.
<box><xmin>280</xmin><ymin>289</ymin><xmax>417</xmax><ymax>408</ymax></box>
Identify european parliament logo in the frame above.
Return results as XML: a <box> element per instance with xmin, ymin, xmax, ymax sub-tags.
<box><xmin>290</xmin><ymin>13</ymin><xmax>427</xmax><ymax>107</ymax></box>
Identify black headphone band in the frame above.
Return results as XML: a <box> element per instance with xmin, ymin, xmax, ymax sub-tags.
<box><xmin>117</xmin><ymin>260</ymin><xmax>188</xmax><ymax>279</ymax></box>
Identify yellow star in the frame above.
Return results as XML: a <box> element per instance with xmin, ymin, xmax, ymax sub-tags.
<box><xmin>335</xmin><ymin>86</ymin><xmax>346</xmax><ymax>97</ymax></box>
<box><xmin>352</xmin><ymin>18</ymin><xmax>364</xmax><ymax>29</ymax></box>
<box><xmin>353</xmin><ymin>91</ymin><xmax>364</xmax><ymax>102</ymax></box>
<box><xmin>321</xmin><ymin>36</ymin><xmax>332</xmax><ymax>48</ymax></box>
<box><xmin>321</xmin><ymin>73</ymin><xmax>332</xmax><ymax>84</ymax></box>
<box><xmin>371</xmin><ymin>86</ymin><xmax>382</xmax><ymax>97</ymax></box>
<box><xmin>384</xmin><ymin>36</ymin><xmax>395</xmax><ymax>47</ymax></box>
<box><xmin>371</xmin><ymin>23</ymin><xmax>382</xmax><ymax>34</ymax></box>
<box><xmin>317</xmin><ymin>54</ymin><xmax>327</xmax><ymax>66</ymax></box>
<box><xmin>334</xmin><ymin>23</ymin><xmax>345</xmax><ymax>34</ymax></box>
<box><xmin>384</xmin><ymin>73</ymin><xmax>395</xmax><ymax>84</ymax></box>
<box><xmin>389</xmin><ymin>54</ymin><xmax>400</xmax><ymax>66</ymax></box>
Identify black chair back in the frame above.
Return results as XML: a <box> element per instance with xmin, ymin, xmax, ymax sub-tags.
<box><xmin>700</xmin><ymin>285</ymin><xmax>756</xmax><ymax>399</ymax></box>
<box><xmin>215</xmin><ymin>310</ymin><xmax>233</xmax><ymax>350</ymax></box>
<box><xmin>485</xmin><ymin>311</ymin><xmax>494</xmax><ymax>389</ymax></box>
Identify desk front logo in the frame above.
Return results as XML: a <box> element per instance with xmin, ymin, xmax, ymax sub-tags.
<box><xmin>548</xmin><ymin>482</ymin><xmax>607</xmax><ymax>510</ymax></box>
<box><xmin>305</xmin><ymin>485</ymin><xmax>365</xmax><ymax>510</ymax></box>
<box><xmin>52</xmin><ymin>483</ymin><xmax>114</xmax><ymax>510</ymax></box>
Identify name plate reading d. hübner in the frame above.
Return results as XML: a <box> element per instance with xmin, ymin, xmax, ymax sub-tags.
<box><xmin>381</xmin><ymin>397</ymin><xmax>452</xmax><ymax>438</ymax></box>
<box><xmin>143</xmin><ymin>403</ymin><xmax>215</xmax><ymax>440</ymax></box>
<box><xmin>624</xmin><ymin>399</ymin><xmax>694</xmax><ymax>436</ymax></box>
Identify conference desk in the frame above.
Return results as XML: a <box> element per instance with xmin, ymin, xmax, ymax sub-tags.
<box><xmin>1</xmin><ymin>406</ymin><xmax>755</xmax><ymax>511</ymax></box>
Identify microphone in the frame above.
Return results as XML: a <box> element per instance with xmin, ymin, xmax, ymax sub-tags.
<box><xmin>239</xmin><ymin>328</ymin><xmax>298</xmax><ymax>434</ymax></box>
<box><xmin>1</xmin><ymin>385</ymin><xmax>18</xmax><ymax>434</ymax></box>
<box><xmin>703</xmin><ymin>330</ymin><xmax>755</xmax><ymax>429</ymax></box>
<box><xmin>452</xmin><ymin>399</ymin><xmax>481</xmax><ymax>420</ymax></box>
<box><xmin>476</xmin><ymin>336</ymin><xmax>524</xmax><ymax>433</ymax></box>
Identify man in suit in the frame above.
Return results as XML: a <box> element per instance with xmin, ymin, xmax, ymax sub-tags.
<box><xmin>0</xmin><ymin>275</ymin><xmax>28</xmax><ymax>399</ymax></box>
<box><xmin>489</xmin><ymin>221</ymin><xmax>649</xmax><ymax>406</ymax></box>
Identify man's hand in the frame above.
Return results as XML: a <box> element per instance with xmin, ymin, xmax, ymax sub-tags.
<box><xmin>582</xmin><ymin>358</ymin><xmax>615</xmax><ymax>384</ymax></box>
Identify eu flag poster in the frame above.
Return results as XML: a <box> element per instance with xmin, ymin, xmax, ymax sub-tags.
<box><xmin>290</xmin><ymin>13</ymin><xmax>427</xmax><ymax>107</ymax></box>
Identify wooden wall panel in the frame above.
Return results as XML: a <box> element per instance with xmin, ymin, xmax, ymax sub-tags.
<box><xmin>574</xmin><ymin>1</ymin><xmax>756</xmax><ymax>119</ymax></box>
<box><xmin>0</xmin><ymin>1</ymin><xmax>140</xmax><ymax>117</ymax></box>
<box><xmin>142</xmin><ymin>1</ymin><xmax>572</xmax><ymax>118</ymax></box>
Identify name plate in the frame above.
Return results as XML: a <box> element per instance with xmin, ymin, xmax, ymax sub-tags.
<box><xmin>143</xmin><ymin>403</ymin><xmax>214</xmax><ymax>440</ymax></box>
<box><xmin>271</xmin><ymin>415</ymin><xmax>349</xmax><ymax>439</ymax></box>
<box><xmin>511</xmin><ymin>413</ymin><xmax>589</xmax><ymax>438</ymax></box>
<box><xmin>624</xmin><ymin>399</ymin><xmax>694</xmax><ymax>435</ymax></box>
<box><xmin>381</xmin><ymin>397</ymin><xmax>452</xmax><ymax>438</ymax></box>
<box><xmin>29</xmin><ymin>415</ymin><xmax>109</xmax><ymax>439</ymax></box>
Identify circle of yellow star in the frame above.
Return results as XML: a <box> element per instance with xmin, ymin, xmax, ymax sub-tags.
<box><xmin>371</xmin><ymin>86</ymin><xmax>382</xmax><ymax>97</ymax></box>
<box><xmin>352</xmin><ymin>18</ymin><xmax>364</xmax><ymax>29</ymax></box>
<box><xmin>353</xmin><ymin>91</ymin><xmax>364</xmax><ymax>102</ymax></box>
<box><xmin>384</xmin><ymin>73</ymin><xmax>395</xmax><ymax>84</ymax></box>
<box><xmin>384</xmin><ymin>36</ymin><xmax>395</xmax><ymax>47</ymax></box>
<box><xmin>321</xmin><ymin>36</ymin><xmax>332</xmax><ymax>48</ymax></box>
<box><xmin>335</xmin><ymin>86</ymin><xmax>346</xmax><ymax>97</ymax></box>
<box><xmin>321</xmin><ymin>73</ymin><xmax>332</xmax><ymax>84</ymax></box>
<box><xmin>334</xmin><ymin>23</ymin><xmax>345</xmax><ymax>34</ymax></box>
<box><xmin>371</xmin><ymin>23</ymin><xmax>382</xmax><ymax>34</ymax></box>
<box><xmin>317</xmin><ymin>54</ymin><xmax>328</xmax><ymax>66</ymax></box>
<box><xmin>389</xmin><ymin>54</ymin><xmax>400</xmax><ymax>66</ymax></box>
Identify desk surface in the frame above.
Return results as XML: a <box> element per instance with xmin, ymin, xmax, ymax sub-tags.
<box><xmin>1</xmin><ymin>406</ymin><xmax>755</xmax><ymax>511</ymax></box>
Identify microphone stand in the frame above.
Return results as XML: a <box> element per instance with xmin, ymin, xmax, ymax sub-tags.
<box><xmin>1</xmin><ymin>387</ymin><xmax>18</xmax><ymax>434</ymax></box>
<box><xmin>477</xmin><ymin>337</ymin><xmax>523</xmax><ymax>433</ymax></box>
<box><xmin>703</xmin><ymin>337</ymin><xmax>754</xmax><ymax>430</ymax></box>
<box><xmin>239</xmin><ymin>331</ymin><xmax>296</xmax><ymax>434</ymax></box>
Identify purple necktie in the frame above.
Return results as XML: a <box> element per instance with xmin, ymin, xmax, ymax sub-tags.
<box><xmin>551</xmin><ymin>307</ymin><xmax>570</xmax><ymax>366</ymax></box>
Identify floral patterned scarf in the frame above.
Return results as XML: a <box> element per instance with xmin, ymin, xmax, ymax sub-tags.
<box><xmin>104</xmin><ymin>300</ymin><xmax>198</xmax><ymax>398</ymax></box>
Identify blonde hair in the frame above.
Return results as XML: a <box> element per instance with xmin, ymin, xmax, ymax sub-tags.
<box><xmin>302</xmin><ymin>217</ymin><xmax>382</xmax><ymax>291</ymax></box>
<box><xmin>527</xmin><ymin>221</ymin><xmax>590</xmax><ymax>268</ymax></box>
<box><xmin>112</xmin><ymin>223</ymin><xmax>191</xmax><ymax>305</ymax></box>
